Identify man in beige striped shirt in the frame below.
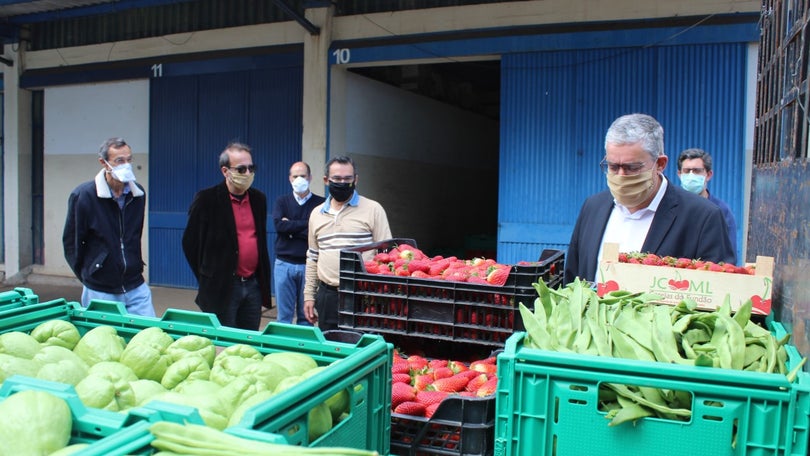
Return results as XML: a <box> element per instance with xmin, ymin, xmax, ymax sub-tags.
<box><xmin>303</xmin><ymin>156</ymin><xmax>392</xmax><ymax>331</ymax></box>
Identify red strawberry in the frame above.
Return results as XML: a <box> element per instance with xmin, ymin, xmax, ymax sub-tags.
<box><xmin>413</xmin><ymin>374</ymin><xmax>433</xmax><ymax>391</ymax></box>
<box><xmin>675</xmin><ymin>257</ymin><xmax>693</xmax><ymax>268</ymax></box>
<box><xmin>428</xmin><ymin>359</ymin><xmax>449</xmax><ymax>370</ymax></box>
<box><xmin>394</xmin><ymin>400</ymin><xmax>426</xmax><ymax>416</ymax></box>
<box><xmin>416</xmin><ymin>390</ymin><xmax>449</xmax><ymax>407</ymax></box>
<box><xmin>465</xmin><ymin>373</ymin><xmax>490</xmax><ymax>392</ymax></box>
<box><xmin>433</xmin><ymin>366</ymin><xmax>454</xmax><ymax>380</ymax></box>
<box><xmin>365</xmin><ymin>260</ymin><xmax>380</xmax><ymax>274</ymax></box>
<box><xmin>467</xmin><ymin>275</ymin><xmax>488</xmax><ymax>285</ymax></box>
<box><xmin>428</xmin><ymin>374</ymin><xmax>470</xmax><ymax>392</ymax></box>
<box><xmin>392</xmin><ymin>360</ymin><xmax>410</xmax><ymax>375</ymax></box>
<box><xmin>373</xmin><ymin>252</ymin><xmax>391</xmax><ymax>263</ymax></box>
<box><xmin>407</xmin><ymin>355</ymin><xmax>428</xmax><ymax>370</ymax></box>
<box><xmin>407</xmin><ymin>259</ymin><xmax>430</xmax><ymax>273</ymax></box>
<box><xmin>391</xmin><ymin>382</ymin><xmax>416</xmax><ymax>409</ymax></box>
<box><xmin>641</xmin><ymin>254</ymin><xmax>660</xmax><ymax>266</ymax></box>
<box><xmin>447</xmin><ymin>360</ymin><xmax>469</xmax><ymax>374</ymax></box>
<box><xmin>470</xmin><ymin>363</ymin><xmax>497</xmax><ymax>376</ymax></box>
<box><xmin>411</xmin><ymin>270</ymin><xmax>430</xmax><ymax>279</ymax></box>
<box><xmin>425</xmin><ymin>402</ymin><xmax>442</xmax><ymax>418</ymax></box>
<box><xmin>392</xmin><ymin>373</ymin><xmax>412</xmax><ymax>384</ymax></box>
<box><xmin>476</xmin><ymin>377</ymin><xmax>499</xmax><ymax>397</ymax></box>
<box><xmin>486</xmin><ymin>267</ymin><xmax>510</xmax><ymax>286</ymax></box>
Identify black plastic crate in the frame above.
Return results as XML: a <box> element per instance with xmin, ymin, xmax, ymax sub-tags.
<box><xmin>338</xmin><ymin>238</ymin><xmax>564</xmax><ymax>350</ymax></box>
<box><xmin>390</xmin><ymin>395</ymin><xmax>495</xmax><ymax>456</ymax></box>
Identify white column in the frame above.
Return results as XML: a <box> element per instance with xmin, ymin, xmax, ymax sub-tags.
<box><xmin>302</xmin><ymin>5</ymin><xmax>333</xmax><ymax>194</ymax></box>
<box><xmin>3</xmin><ymin>43</ymin><xmax>32</xmax><ymax>284</ymax></box>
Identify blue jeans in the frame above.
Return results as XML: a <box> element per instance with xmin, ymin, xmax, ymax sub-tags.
<box><xmin>81</xmin><ymin>282</ymin><xmax>156</xmax><ymax>317</ymax></box>
<box><xmin>274</xmin><ymin>258</ymin><xmax>312</xmax><ymax>326</ymax></box>
<box><xmin>219</xmin><ymin>277</ymin><xmax>263</xmax><ymax>330</ymax></box>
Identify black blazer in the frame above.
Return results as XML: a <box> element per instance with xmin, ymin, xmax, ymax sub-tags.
<box><xmin>182</xmin><ymin>182</ymin><xmax>272</xmax><ymax>313</ymax></box>
<box><xmin>564</xmin><ymin>181</ymin><xmax>736</xmax><ymax>284</ymax></box>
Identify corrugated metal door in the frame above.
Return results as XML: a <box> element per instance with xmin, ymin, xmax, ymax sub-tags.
<box><xmin>498</xmin><ymin>43</ymin><xmax>748</xmax><ymax>264</ymax></box>
<box><xmin>149</xmin><ymin>62</ymin><xmax>303</xmax><ymax>288</ymax></box>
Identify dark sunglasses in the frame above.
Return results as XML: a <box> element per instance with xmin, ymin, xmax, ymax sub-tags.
<box><xmin>227</xmin><ymin>164</ymin><xmax>256</xmax><ymax>174</ymax></box>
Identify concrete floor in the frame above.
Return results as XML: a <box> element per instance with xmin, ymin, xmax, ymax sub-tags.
<box><xmin>0</xmin><ymin>275</ymin><xmax>278</xmax><ymax>330</ymax></box>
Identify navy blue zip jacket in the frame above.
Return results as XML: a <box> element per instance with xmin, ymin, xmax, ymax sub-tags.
<box><xmin>63</xmin><ymin>170</ymin><xmax>146</xmax><ymax>294</ymax></box>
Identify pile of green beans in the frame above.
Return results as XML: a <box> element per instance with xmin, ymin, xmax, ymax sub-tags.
<box><xmin>518</xmin><ymin>278</ymin><xmax>804</xmax><ymax>427</ymax></box>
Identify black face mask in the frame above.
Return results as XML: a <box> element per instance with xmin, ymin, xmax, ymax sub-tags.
<box><xmin>328</xmin><ymin>182</ymin><xmax>354</xmax><ymax>203</ymax></box>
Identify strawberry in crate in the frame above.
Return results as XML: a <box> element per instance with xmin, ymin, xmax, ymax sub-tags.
<box><xmin>364</xmin><ymin>242</ymin><xmax>513</xmax><ymax>286</ymax></box>
<box><xmin>390</xmin><ymin>350</ymin><xmax>498</xmax><ymax>418</ymax></box>
<box><xmin>617</xmin><ymin>252</ymin><xmax>755</xmax><ymax>275</ymax></box>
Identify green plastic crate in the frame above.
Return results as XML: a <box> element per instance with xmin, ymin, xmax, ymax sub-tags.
<box><xmin>0</xmin><ymin>298</ymin><xmax>392</xmax><ymax>455</ymax></box>
<box><xmin>0</xmin><ymin>376</ymin><xmax>202</xmax><ymax>455</ymax></box>
<box><xmin>494</xmin><ymin>322</ymin><xmax>810</xmax><ymax>456</ymax></box>
<box><xmin>0</xmin><ymin>287</ymin><xmax>38</xmax><ymax>313</ymax></box>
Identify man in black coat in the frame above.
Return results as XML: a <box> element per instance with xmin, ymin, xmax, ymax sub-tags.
<box><xmin>564</xmin><ymin>114</ymin><xmax>736</xmax><ymax>285</ymax></box>
<box><xmin>182</xmin><ymin>142</ymin><xmax>272</xmax><ymax>330</ymax></box>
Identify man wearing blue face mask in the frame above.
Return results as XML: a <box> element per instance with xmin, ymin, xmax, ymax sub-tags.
<box><xmin>63</xmin><ymin>137</ymin><xmax>155</xmax><ymax>316</ymax></box>
<box><xmin>272</xmin><ymin>161</ymin><xmax>325</xmax><ymax>325</ymax></box>
<box><xmin>677</xmin><ymin>148</ymin><xmax>737</xmax><ymax>255</ymax></box>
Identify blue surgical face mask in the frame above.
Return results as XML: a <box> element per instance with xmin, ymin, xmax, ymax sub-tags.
<box><xmin>680</xmin><ymin>173</ymin><xmax>705</xmax><ymax>194</ymax></box>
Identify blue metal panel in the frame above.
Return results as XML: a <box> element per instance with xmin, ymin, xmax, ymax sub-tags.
<box><xmin>498</xmin><ymin>43</ymin><xmax>749</xmax><ymax>264</ymax></box>
<box><xmin>148</xmin><ymin>60</ymin><xmax>303</xmax><ymax>288</ymax></box>
<box><xmin>655</xmin><ymin>44</ymin><xmax>748</xmax><ymax>261</ymax></box>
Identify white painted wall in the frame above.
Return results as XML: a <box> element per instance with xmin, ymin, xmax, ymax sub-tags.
<box><xmin>38</xmin><ymin>80</ymin><xmax>150</xmax><ymax>279</ymax></box>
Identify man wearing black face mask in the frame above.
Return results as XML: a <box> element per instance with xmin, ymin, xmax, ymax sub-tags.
<box><xmin>303</xmin><ymin>156</ymin><xmax>392</xmax><ymax>331</ymax></box>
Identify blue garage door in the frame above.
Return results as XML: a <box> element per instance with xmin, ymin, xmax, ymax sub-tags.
<box><xmin>148</xmin><ymin>55</ymin><xmax>303</xmax><ymax>288</ymax></box>
<box><xmin>498</xmin><ymin>43</ymin><xmax>749</xmax><ymax>264</ymax></box>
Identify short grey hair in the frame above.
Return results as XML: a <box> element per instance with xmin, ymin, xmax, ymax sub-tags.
<box><xmin>604</xmin><ymin>114</ymin><xmax>664</xmax><ymax>160</ymax></box>
<box><xmin>98</xmin><ymin>138</ymin><xmax>128</xmax><ymax>161</ymax></box>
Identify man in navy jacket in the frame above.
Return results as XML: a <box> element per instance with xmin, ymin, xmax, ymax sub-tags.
<box><xmin>272</xmin><ymin>161</ymin><xmax>325</xmax><ymax>325</ymax></box>
<box><xmin>63</xmin><ymin>138</ymin><xmax>155</xmax><ymax>316</ymax></box>
<box><xmin>564</xmin><ymin>114</ymin><xmax>736</xmax><ymax>285</ymax></box>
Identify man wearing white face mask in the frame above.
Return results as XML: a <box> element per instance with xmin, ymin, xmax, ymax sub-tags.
<box><xmin>182</xmin><ymin>142</ymin><xmax>272</xmax><ymax>330</ymax></box>
<box><xmin>63</xmin><ymin>137</ymin><xmax>156</xmax><ymax>316</ymax></box>
<box><xmin>271</xmin><ymin>162</ymin><xmax>325</xmax><ymax>325</ymax></box>
<box><xmin>677</xmin><ymin>148</ymin><xmax>737</xmax><ymax>256</ymax></box>
<box><xmin>564</xmin><ymin>114</ymin><xmax>736</xmax><ymax>285</ymax></box>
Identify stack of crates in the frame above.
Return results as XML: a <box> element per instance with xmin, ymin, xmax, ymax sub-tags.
<box><xmin>337</xmin><ymin>238</ymin><xmax>565</xmax><ymax>455</ymax></box>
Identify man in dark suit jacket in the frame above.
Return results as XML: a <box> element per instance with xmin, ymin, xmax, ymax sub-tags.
<box><xmin>564</xmin><ymin>114</ymin><xmax>736</xmax><ymax>285</ymax></box>
<box><xmin>182</xmin><ymin>142</ymin><xmax>272</xmax><ymax>330</ymax></box>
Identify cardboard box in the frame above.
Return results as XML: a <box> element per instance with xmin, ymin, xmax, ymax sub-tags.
<box><xmin>596</xmin><ymin>243</ymin><xmax>774</xmax><ymax>315</ymax></box>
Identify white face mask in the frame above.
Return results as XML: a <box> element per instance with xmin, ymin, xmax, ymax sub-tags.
<box><xmin>292</xmin><ymin>176</ymin><xmax>309</xmax><ymax>194</ymax></box>
<box><xmin>106</xmin><ymin>161</ymin><xmax>137</xmax><ymax>183</ymax></box>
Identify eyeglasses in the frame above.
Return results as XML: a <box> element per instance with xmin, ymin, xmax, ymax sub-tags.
<box><xmin>599</xmin><ymin>159</ymin><xmax>654</xmax><ymax>176</ymax></box>
<box><xmin>328</xmin><ymin>175</ymin><xmax>355</xmax><ymax>183</ymax></box>
<box><xmin>228</xmin><ymin>165</ymin><xmax>256</xmax><ymax>174</ymax></box>
<box><xmin>681</xmin><ymin>167</ymin><xmax>706</xmax><ymax>175</ymax></box>
<box><xmin>108</xmin><ymin>156</ymin><xmax>133</xmax><ymax>165</ymax></box>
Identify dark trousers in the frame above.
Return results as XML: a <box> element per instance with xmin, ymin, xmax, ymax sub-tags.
<box><xmin>218</xmin><ymin>277</ymin><xmax>262</xmax><ymax>330</ymax></box>
<box><xmin>315</xmin><ymin>282</ymin><xmax>339</xmax><ymax>332</ymax></box>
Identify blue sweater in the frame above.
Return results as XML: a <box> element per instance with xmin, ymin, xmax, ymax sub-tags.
<box><xmin>272</xmin><ymin>192</ymin><xmax>325</xmax><ymax>264</ymax></box>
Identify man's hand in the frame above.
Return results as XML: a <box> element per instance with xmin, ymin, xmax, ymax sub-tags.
<box><xmin>304</xmin><ymin>299</ymin><xmax>318</xmax><ymax>325</ymax></box>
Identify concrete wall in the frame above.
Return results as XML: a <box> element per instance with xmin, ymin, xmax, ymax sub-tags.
<box><xmin>36</xmin><ymin>80</ymin><xmax>150</xmax><ymax>279</ymax></box>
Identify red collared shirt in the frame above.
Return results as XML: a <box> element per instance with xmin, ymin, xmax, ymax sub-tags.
<box><xmin>230</xmin><ymin>192</ymin><xmax>259</xmax><ymax>278</ymax></box>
